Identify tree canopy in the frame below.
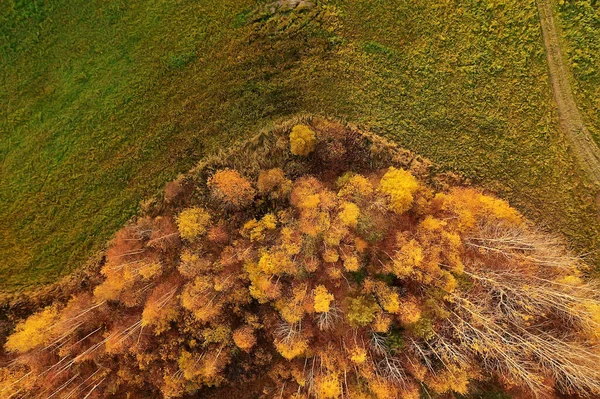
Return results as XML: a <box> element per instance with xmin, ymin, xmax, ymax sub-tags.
<box><xmin>2</xmin><ymin>123</ymin><xmax>600</xmax><ymax>399</ymax></box>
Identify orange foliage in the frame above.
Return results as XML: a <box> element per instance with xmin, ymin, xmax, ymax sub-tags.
<box><xmin>208</xmin><ymin>168</ymin><xmax>255</xmax><ymax>208</ymax></box>
<box><xmin>233</xmin><ymin>325</ymin><xmax>257</xmax><ymax>351</ymax></box>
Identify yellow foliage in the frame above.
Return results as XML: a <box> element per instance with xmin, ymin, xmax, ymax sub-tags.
<box><xmin>142</xmin><ymin>293</ymin><xmax>179</xmax><ymax>335</ymax></box>
<box><xmin>258</xmin><ymin>250</ymin><xmax>295</xmax><ymax>275</ymax></box>
<box><xmin>337</xmin><ymin>173</ymin><xmax>373</xmax><ymax>199</ymax></box>
<box><xmin>93</xmin><ymin>277</ymin><xmax>126</xmax><ymax>301</ymax></box>
<box><xmin>343</xmin><ymin>255</ymin><xmax>360</xmax><ymax>272</ymax></box>
<box><xmin>406</xmin><ymin>360</ymin><xmax>427</xmax><ymax>381</ymax></box>
<box><xmin>243</xmin><ymin>219</ymin><xmax>264</xmax><ymax>242</ymax></box>
<box><xmin>349</xmin><ymin>346</ymin><xmax>368</xmax><ymax>364</ymax></box>
<box><xmin>476</xmin><ymin>193</ymin><xmax>523</xmax><ymax>226</ymax></box>
<box><xmin>276</xmin><ymin>285</ymin><xmax>308</xmax><ymax>324</ymax></box>
<box><xmin>280</xmin><ymin>226</ymin><xmax>302</xmax><ymax>256</ymax></box>
<box><xmin>338</xmin><ymin>202</ymin><xmax>360</xmax><ymax>227</ymax></box>
<box><xmin>9</xmin><ymin>157</ymin><xmax>595</xmax><ymax>398</ymax></box>
<box><xmin>323</xmin><ymin>248</ymin><xmax>339</xmax><ymax>263</ymax></box>
<box><xmin>243</xmin><ymin>214</ymin><xmax>277</xmax><ymax>241</ymax></box>
<box><xmin>181</xmin><ymin>278</ymin><xmax>221</xmax><ymax>322</ymax></box>
<box><xmin>246</xmin><ymin>261</ymin><xmax>281</xmax><ymax>303</ymax></box>
<box><xmin>162</xmin><ymin>370</ymin><xmax>186</xmax><ymax>398</ymax></box>
<box><xmin>583</xmin><ymin>301</ymin><xmax>600</xmax><ymax>340</ymax></box>
<box><xmin>302</xmin><ymin>194</ymin><xmax>321</xmax><ymax>210</ymax></box>
<box><xmin>0</xmin><ymin>367</ymin><xmax>33</xmax><ymax>397</ymax></box>
<box><xmin>556</xmin><ymin>275</ymin><xmax>584</xmax><ymax>286</ymax></box>
<box><xmin>290</xmin><ymin>124</ymin><xmax>316</xmax><ymax>156</ymax></box>
<box><xmin>139</xmin><ymin>261</ymin><xmax>162</xmax><ymax>279</ymax></box>
<box><xmin>5</xmin><ymin>305</ymin><xmax>59</xmax><ymax>353</ymax></box>
<box><xmin>377</xmin><ymin>288</ymin><xmax>400</xmax><ymax>314</ymax></box>
<box><xmin>435</xmin><ymin>188</ymin><xmax>523</xmax><ymax>232</ymax></box>
<box><xmin>369</xmin><ymin>379</ymin><xmax>398</xmax><ymax>399</ymax></box>
<box><xmin>440</xmin><ymin>271</ymin><xmax>457</xmax><ymax>293</ymax></box>
<box><xmin>262</xmin><ymin>213</ymin><xmax>277</xmax><ymax>229</ymax></box>
<box><xmin>275</xmin><ymin>337</ymin><xmax>308</xmax><ymax>360</ymax></box>
<box><xmin>176</xmin><ymin>207</ymin><xmax>211</xmax><ymax>240</ymax></box>
<box><xmin>198</xmin><ymin>350</ymin><xmax>227</xmax><ymax>382</ymax></box>
<box><xmin>314</xmin><ymin>285</ymin><xmax>334</xmax><ymax>313</ymax></box>
<box><xmin>393</xmin><ymin>239</ymin><xmax>423</xmax><ymax>278</ymax></box>
<box><xmin>178</xmin><ymin>249</ymin><xmax>209</xmax><ymax>277</ymax></box>
<box><xmin>354</xmin><ymin>237</ymin><xmax>369</xmax><ymax>252</ymax></box>
<box><xmin>291</xmin><ymin>177</ymin><xmax>322</xmax><ymax>206</ymax></box>
<box><xmin>178</xmin><ymin>350</ymin><xmax>201</xmax><ymax>380</ymax></box>
<box><xmin>347</xmin><ymin>295</ymin><xmax>380</xmax><ymax>327</ymax></box>
<box><xmin>425</xmin><ymin>365</ymin><xmax>470</xmax><ymax>395</ymax></box>
<box><xmin>378</xmin><ymin>167</ymin><xmax>419</xmax><ymax>214</ymax></box>
<box><xmin>326</xmin><ymin>265</ymin><xmax>343</xmax><ymax>280</ymax></box>
<box><xmin>400</xmin><ymin>384</ymin><xmax>420</xmax><ymax>399</ymax></box>
<box><xmin>317</xmin><ymin>373</ymin><xmax>341</xmax><ymax>399</ymax></box>
<box><xmin>324</xmin><ymin>225</ymin><xmax>346</xmax><ymax>247</ymax></box>
<box><xmin>419</xmin><ymin>215</ymin><xmax>446</xmax><ymax>231</ymax></box>
<box><xmin>202</xmin><ymin>325</ymin><xmax>231</xmax><ymax>344</ymax></box>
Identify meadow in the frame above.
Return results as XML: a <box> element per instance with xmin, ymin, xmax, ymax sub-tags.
<box><xmin>556</xmin><ymin>0</ymin><xmax>600</xmax><ymax>144</ymax></box>
<box><xmin>1</xmin><ymin>0</ymin><xmax>599</xmax><ymax>291</ymax></box>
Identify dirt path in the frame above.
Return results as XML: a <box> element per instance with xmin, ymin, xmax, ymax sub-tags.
<box><xmin>536</xmin><ymin>0</ymin><xmax>600</xmax><ymax>185</ymax></box>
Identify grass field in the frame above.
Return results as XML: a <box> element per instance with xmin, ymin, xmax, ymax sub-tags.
<box><xmin>555</xmin><ymin>0</ymin><xmax>600</xmax><ymax>145</ymax></box>
<box><xmin>1</xmin><ymin>0</ymin><xmax>599</xmax><ymax>291</ymax></box>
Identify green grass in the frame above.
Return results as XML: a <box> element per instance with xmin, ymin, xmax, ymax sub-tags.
<box><xmin>1</xmin><ymin>0</ymin><xmax>599</xmax><ymax>291</ymax></box>
<box><xmin>556</xmin><ymin>0</ymin><xmax>600</xmax><ymax>144</ymax></box>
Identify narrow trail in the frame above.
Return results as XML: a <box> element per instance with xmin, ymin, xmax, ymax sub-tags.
<box><xmin>536</xmin><ymin>0</ymin><xmax>600</xmax><ymax>186</ymax></box>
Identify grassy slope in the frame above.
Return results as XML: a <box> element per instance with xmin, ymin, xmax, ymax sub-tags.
<box><xmin>1</xmin><ymin>0</ymin><xmax>598</xmax><ymax>290</ymax></box>
<box><xmin>555</xmin><ymin>0</ymin><xmax>600</xmax><ymax>145</ymax></box>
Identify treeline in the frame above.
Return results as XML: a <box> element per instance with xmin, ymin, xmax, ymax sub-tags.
<box><xmin>1</xmin><ymin>122</ymin><xmax>600</xmax><ymax>398</ymax></box>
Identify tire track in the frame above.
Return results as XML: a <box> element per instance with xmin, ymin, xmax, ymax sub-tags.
<box><xmin>536</xmin><ymin>0</ymin><xmax>600</xmax><ymax>185</ymax></box>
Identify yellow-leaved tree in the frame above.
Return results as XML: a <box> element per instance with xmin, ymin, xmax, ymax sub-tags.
<box><xmin>5</xmin><ymin>305</ymin><xmax>59</xmax><ymax>353</ymax></box>
<box><xmin>290</xmin><ymin>124</ymin><xmax>316</xmax><ymax>156</ymax></box>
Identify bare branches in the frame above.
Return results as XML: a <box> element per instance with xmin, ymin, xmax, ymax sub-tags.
<box><xmin>466</xmin><ymin>223</ymin><xmax>583</xmax><ymax>270</ymax></box>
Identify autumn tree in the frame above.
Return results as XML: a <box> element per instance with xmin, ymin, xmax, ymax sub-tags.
<box><xmin>208</xmin><ymin>168</ymin><xmax>256</xmax><ymax>209</ymax></box>
<box><xmin>176</xmin><ymin>207</ymin><xmax>211</xmax><ymax>240</ymax></box>
<box><xmin>290</xmin><ymin>124</ymin><xmax>316</xmax><ymax>156</ymax></box>
<box><xmin>5</xmin><ymin>305</ymin><xmax>59</xmax><ymax>353</ymax></box>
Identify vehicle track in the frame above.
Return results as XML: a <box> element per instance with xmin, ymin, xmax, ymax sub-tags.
<box><xmin>536</xmin><ymin>0</ymin><xmax>600</xmax><ymax>185</ymax></box>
